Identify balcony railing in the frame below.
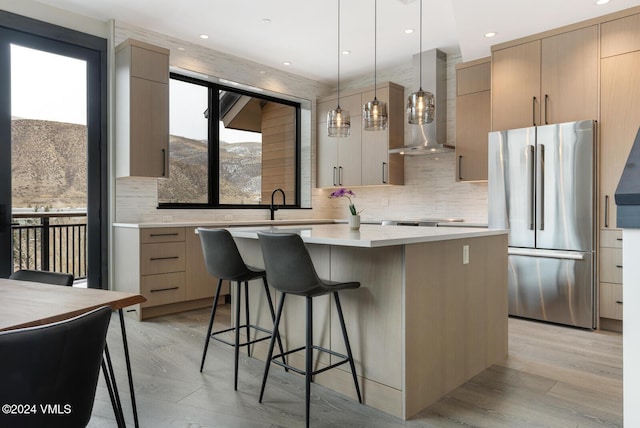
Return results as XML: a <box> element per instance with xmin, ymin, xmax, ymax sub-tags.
<box><xmin>12</xmin><ymin>211</ymin><xmax>87</xmax><ymax>280</ymax></box>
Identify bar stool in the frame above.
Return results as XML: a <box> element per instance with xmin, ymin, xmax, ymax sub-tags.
<box><xmin>257</xmin><ymin>232</ymin><xmax>362</xmax><ymax>428</ymax></box>
<box><xmin>197</xmin><ymin>228</ymin><xmax>286</xmax><ymax>390</ymax></box>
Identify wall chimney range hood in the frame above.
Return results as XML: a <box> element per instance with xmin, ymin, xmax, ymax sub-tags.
<box><xmin>389</xmin><ymin>48</ymin><xmax>454</xmax><ymax>156</ymax></box>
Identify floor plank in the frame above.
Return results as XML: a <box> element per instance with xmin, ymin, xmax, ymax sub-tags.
<box><xmin>90</xmin><ymin>308</ymin><xmax>622</xmax><ymax>427</ymax></box>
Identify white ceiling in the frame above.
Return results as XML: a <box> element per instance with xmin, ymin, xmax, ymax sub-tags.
<box><xmin>36</xmin><ymin>0</ymin><xmax>640</xmax><ymax>84</ymax></box>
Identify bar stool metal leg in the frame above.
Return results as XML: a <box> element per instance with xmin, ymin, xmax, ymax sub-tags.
<box><xmin>234</xmin><ymin>280</ymin><xmax>242</xmax><ymax>391</ymax></box>
<box><xmin>244</xmin><ymin>281</ymin><xmax>251</xmax><ymax>357</ymax></box>
<box><xmin>305</xmin><ymin>296</ymin><xmax>313</xmax><ymax>428</ymax></box>
<box><xmin>259</xmin><ymin>293</ymin><xmax>286</xmax><ymax>403</ymax></box>
<box><xmin>200</xmin><ymin>278</ymin><xmax>223</xmax><ymax>372</ymax></box>
<box><xmin>262</xmin><ymin>278</ymin><xmax>288</xmax><ymax>371</ymax></box>
<box><xmin>334</xmin><ymin>292</ymin><xmax>362</xmax><ymax>403</ymax></box>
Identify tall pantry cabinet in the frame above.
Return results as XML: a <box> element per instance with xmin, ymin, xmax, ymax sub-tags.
<box><xmin>598</xmin><ymin>13</ymin><xmax>640</xmax><ymax>327</ymax></box>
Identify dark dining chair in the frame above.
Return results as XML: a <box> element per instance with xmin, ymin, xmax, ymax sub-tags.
<box><xmin>10</xmin><ymin>269</ymin><xmax>74</xmax><ymax>286</ymax></box>
<box><xmin>0</xmin><ymin>306</ymin><xmax>111</xmax><ymax>428</ymax></box>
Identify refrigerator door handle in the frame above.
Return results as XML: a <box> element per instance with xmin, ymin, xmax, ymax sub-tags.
<box><xmin>539</xmin><ymin>144</ymin><xmax>545</xmax><ymax>230</ymax></box>
<box><xmin>529</xmin><ymin>145</ymin><xmax>535</xmax><ymax>230</ymax></box>
<box><xmin>508</xmin><ymin>248</ymin><xmax>586</xmax><ymax>261</ymax></box>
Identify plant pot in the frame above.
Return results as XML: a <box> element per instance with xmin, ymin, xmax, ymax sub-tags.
<box><xmin>348</xmin><ymin>214</ymin><xmax>361</xmax><ymax>230</ymax></box>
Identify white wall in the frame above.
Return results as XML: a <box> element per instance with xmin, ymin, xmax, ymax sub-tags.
<box><xmin>624</xmin><ymin>228</ymin><xmax>640</xmax><ymax>425</ymax></box>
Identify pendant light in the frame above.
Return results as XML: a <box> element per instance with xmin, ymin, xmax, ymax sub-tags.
<box><xmin>406</xmin><ymin>0</ymin><xmax>435</xmax><ymax>125</ymax></box>
<box><xmin>327</xmin><ymin>0</ymin><xmax>350</xmax><ymax>137</ymax></box>
<box><xmin>363</xmin><ymin>0</ymin><xmax>388</xmax><ymax>131</ymax></box>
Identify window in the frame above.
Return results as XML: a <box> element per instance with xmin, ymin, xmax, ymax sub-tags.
<box><xmin>158</xmin><ymin>74</ymin><xmax>301</xmax><ymax>208</ymax></box>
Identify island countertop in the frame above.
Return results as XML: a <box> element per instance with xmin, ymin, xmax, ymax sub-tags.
<box><xmin>226</xmin><ymin>223</ymin><xmax>507</xmax><ymax>248</ymax></box>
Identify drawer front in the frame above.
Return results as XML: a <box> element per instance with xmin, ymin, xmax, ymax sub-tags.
<box><xmin>141</xmin><ymin>227</ymin><xmax>185</xmax><ymax>244</ymax></box>
<box><xmin>600</xmin><ymin>230</ymin><xmax>623</xmax><ymax>248</ymax></box>
<box><xmin>600</xmin><ymin>247</ymin><xmax>623</xmax><ymax>284</ymax></box>
<box><xmin>141</xmin><ymin>242</ymin><xmax>186</xmax><ymax>275</ymax></box>
<box><xmin>600</xmin><ymin>282</ymin><xmax>623</xmax><ymax>320</ymax></box>
<box><xmin>141</xmin><ymin>272</ymin><xmax>186</xmax><ymax>307</ymax></box>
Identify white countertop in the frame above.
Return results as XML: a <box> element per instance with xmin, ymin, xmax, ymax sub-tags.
<box><xmin>112</xmin><ymin>219</ymin><xmax>334</xmax><ymax>229</ymax></box>
<box><xmin>226</xmin><ymin>224</ymin><xmax>507</xmax><ymax>248</ymax></box>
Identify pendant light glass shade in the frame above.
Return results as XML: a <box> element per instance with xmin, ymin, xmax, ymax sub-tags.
<box><xmin>363</xmin><ymin>98</ymin><xmax>388</xmax><ymax>130</ymax></box>
<box><xmin>363</xmin><ymin>0</ymin><xmax>388</xmax><ymax>131</ymax></box>
<box><xmin>407</xmin><ymin>0</ymin><xmax>435</xmax><ymax>125</ymax></box>
<box><xmin>407</xmin><ymin>89</ymin><xmax>435</xmax><ymax>125</ymax></box>
<box><xmin>327</xmin><ymin>107</ymin><xmax>351</xmax><ymax>137</ymax></box>
<box><xmin>328</xmin><ymin>0</ymin><xmax>350</xmax><ymax>137</ymax></box>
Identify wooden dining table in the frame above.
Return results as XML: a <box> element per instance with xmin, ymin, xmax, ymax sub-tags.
<box><xmin>0</xmin><ymin>278</ymin><xmax>146</xmax><ymax>427</ymax></box>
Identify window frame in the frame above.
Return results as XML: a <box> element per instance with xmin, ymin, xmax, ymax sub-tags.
<box><xmin>158</xmin><ymin>72</ymin><xmax>302</xmax><ymax>210</ymax></box>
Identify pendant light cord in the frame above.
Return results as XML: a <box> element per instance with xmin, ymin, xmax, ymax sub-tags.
<box><xmin>419</xmin><ymin>0</ymin><xmax>423</xmax><ymax>91</ymax></box>
<box><xmin>337</xmin><ymin>0</ymin><xmax>341</xmax><ymax>109</ymax></box>
<box><xmin>374</xmin><ymin>0</ymin><xmax>377</xmax><ymax>100</ymax></box>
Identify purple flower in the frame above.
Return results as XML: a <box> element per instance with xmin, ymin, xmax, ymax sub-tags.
<box><xmin>328</xmin><ymin>188</ymin><xmax>361</xmax><ymax>215</ymax></box>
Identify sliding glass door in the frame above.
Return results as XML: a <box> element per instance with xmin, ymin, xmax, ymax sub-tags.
<box><xmin>0</xmin><ymin>12</ymin><xmax>107</xmax><ymax>288</ymax></box>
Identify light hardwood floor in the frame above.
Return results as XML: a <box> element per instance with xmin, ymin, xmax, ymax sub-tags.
<box><xmin>89</xmin><ymin>307</ymin><xmax>622</xmax><ymax>427</ymax></box>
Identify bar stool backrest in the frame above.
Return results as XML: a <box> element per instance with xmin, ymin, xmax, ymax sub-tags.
<box><xmin>258</xmin><ymin>232</ymin><xmax>322</xmax><ymax>295</ymax></box>
<box><xmin>198</xmin><ymin>228</ymin><xmax>252</xmax><ymax>281</ymax></box>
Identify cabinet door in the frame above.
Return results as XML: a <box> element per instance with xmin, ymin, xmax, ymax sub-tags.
<box><xmin>337</xmin><ymin>115</ymin><xmax>362</xmax><ymax>186</ymax></box>
<box><xmin>601</xmin><ymin>13</ymin><xmax>640</xmax><ymax>58</ymax></box>
<box><xmin>185</xmin><ymin>227</ymin><xmax>227</xmax><ymax>301</ymax></box>
<box><xmin>456</xmin><ymin>91</ymin><xmax>490</xmax><ymax>181</ymax></box>
<box><xmin>600</xmin><ymin>52</ymin><xmax>640</xmax><ymax>229</ymax></box>
<box><xmin>492</xmin><ymin>40</ymin><xmax>541</xmax><ymax>131</ymax></box>
<box><xmin>361</xmin><ymin>87</ymin><xmax>389</xmax><ymax>185</ymax></box>
<box><xmin>316</xmin><ymin>126</ymin><xmax>338</xmax><ymax>187</ymax></box>
<box><xmin>130</xmin><ymin>77</ymin><xmax>169</xmax><ymax>177</ymax></box>
<box><xmin>130</xmin><ymin>45</ymin><xmax>169</xmax><ymax>84</ymax></box>
<box><xmin>541</xmin><ymin>26</ymin><xmax>598</xmax><ymax>125</ymax></box>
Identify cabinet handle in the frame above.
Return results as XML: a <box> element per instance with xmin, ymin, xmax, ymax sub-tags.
<box><xmin>616</xmin><ymin>300</ymin><xmax>623</xmax><ymax>304</ymax></box>
<box><xmin>617</xmin><ymin>238</ymin><xmax>623</xmax><ymax>241</ymax></box>
<box><xmin>605</xmin><ymin>195</ymin><xmax>609</xmax><ymax>228</ymax></box>
<box><xmin>544</xmin><ymin>94</ymin><xmax>549</xmax><ymax>125</ymax></box>
<box><xmin>150</xmin><ymin>286</ymin><xmax>179</xmax><ymax>293</ymax></box>
<box><xmin>338</xmin><ymin>166</ymin><xmax>343</xmax><ymax>185</ymax></box>
<box><xmin>616</xmin><ymin>265</ymin><xmax>623</xmax><ymax>269</ymax></box>
<box><xmin>149</xmin><ymin>256</ymin><xmax>179</xmax><ymax>261</ymax></box>
<box><xmin>162</xmin><ymin>149</ymin><xmax>167</xmax><ymax>177</ymax></box>
<box><xmin>382</xmin><ymin>162</ymin><xmax>388</xmax><ymax>184</ymax></box>
<box><xmin>532</xmin><ymin>96</ymin><xmax>537</xmax><ymax>126</ymax></box>
<box><xmin>458</xmin><ymin>155</ymin><xmax>463</xmax><ymax>181</ymax></box>
<box><xmin>150</xmin><ymin>233</ymin><xmax>179</xmax><ymax>237</ymax></box>
<box><xmin>333</xmin><ymin>167</ymin><xmax>337</xmax><ymax>187</ymax></box>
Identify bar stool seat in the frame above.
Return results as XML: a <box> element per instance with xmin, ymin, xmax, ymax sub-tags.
<box><xmin>257</xmin><ymin>232</ymin><xmax>362</xmax><ymax>428</ymax></box>
<box><xmin>197</xmin><ymin>228</ymin><xmax>286</xmax><ymax>390</ymax></box>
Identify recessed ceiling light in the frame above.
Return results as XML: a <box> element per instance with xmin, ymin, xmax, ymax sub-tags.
<box><xmin>342</xmin><ymin>50</ymin><xmax>351</xmax><ymax>55</ymax></box>
<box><xmin>404</xmin><ymin>28</ymin><xmax>414</xmax><ymax>34</ymax></box>
<box><xmin>596</xmin><ymin>0</ymin><xmax>610</xmax><ymax>4</ymax></box>
<box><xmin>283</xmin><ymin>61</ymin><xmax>292</xmax><ymax>66</ymax></box>
<box><xmin>177</xmin><ymin>47</ymin><xmax>185</xmax><ymax>51</ymax></box>
<box><xmin>262</xmin><ymin>18</ymin><xmax>271</xmax><ymax>23</ymax></box>
<box><xmin>259</xmin><ymin>70</ymin><xmax>266</xmax><ymax>74</ymax></box>
<box><xmin>199</xmin><ymin>34</ymin><xmax>209</xmax><ymax>39</ymax></box>
<box><xmin>484</xmin><ymin>32</ymin><xmax>497</xmax><ymax>38</ymax></box>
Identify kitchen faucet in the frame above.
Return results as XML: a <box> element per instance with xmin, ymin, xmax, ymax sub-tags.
<box><xmin>270</xmin><ymin>188</ymin><xmax>286</xmax><ymax>221</ymax></box>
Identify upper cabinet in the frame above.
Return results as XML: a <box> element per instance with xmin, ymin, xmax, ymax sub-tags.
<box><xmin>116</xmin><ymin>39</ymin><xmax>170</xmax><ymax>178</ymax></box>
<box><xmin>316</xmin><ymin>82</ymin><xmax>404</xmax><ymax>188</ymax></box>
<box><xmin>455</xmin><ymin>58</ymin><xmax>491</xmax><ymax>182</ymax></box>
<box><xmin>492</xmin><ymin>25</ymin><xmax>598</xmax><ymax>131</ymax></box>
<box><xmin>601</xmin><ymin>13</ymin><xmax>640</xmax><ymax>58</ymax></box>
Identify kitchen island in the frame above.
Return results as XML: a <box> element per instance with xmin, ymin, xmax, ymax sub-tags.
<box><xmin>226</xmin><ymin>224</ymin><xmax>508</xmax><ymax>420</ymax></box>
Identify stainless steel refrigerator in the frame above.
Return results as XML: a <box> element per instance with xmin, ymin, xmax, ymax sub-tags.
<box><xmin>488</xmin><ymin>120</ymin><xmax>596</xmax><ymax>329</ymax></box>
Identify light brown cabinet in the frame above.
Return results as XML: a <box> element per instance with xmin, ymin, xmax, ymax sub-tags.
<box><xmin>114</xmin><ymin>226</ymin><xmax>220</xmax><ymax>320</ymax></box>
<box><xmin>600</xmin><ymin>51</ymin><xmax>640</xmax><ymax>230</ymax></box>
<box><xmin>115</xmin><ymin>39</ymin><xmax>170</xmax><ymax>178</ymax></box>
<box><xmin>599</xmin><ymin>230</ymin><xmax>623</xmax><ymax>321</ymax></box>
<box><xmin>601</xmin><ymin>13</ymin><xmax>640</xmax><ymax>58</ymax></box>
<box><xmin>491</xmin><ymin>26</ymin><xmax>598</xmax><ymax>131</ymax></box>
<box><xmin>316</xmin><ymin>82</ymin><xmax>404</xmax><ymax>188</ymax></box>
<box><xmin>455</xmin><ymin>58</ymin><xmax>491</xmax><ymax>182</ymax></box>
